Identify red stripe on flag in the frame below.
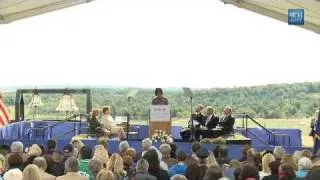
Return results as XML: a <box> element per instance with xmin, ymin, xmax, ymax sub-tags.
<box><xmin>0</xmin><ymin>99</ymin><xmax>10</xmax><ymax>127</ymax></box>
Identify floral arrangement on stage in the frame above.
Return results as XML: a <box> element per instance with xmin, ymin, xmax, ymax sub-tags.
<box><xmin>151</xmin><ymin>129</ymin><xmax>173</xmax><ymax>143</ymax></box>
<box><xmin>201</xmin><ymin>137</ymin><xmax>226</xmax><ymax>144</ymax></box>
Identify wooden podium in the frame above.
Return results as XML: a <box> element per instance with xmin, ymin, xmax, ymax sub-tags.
<box><xmin>149</xmin><ymin>105</ymin><xmax>171</xmax><ymax>136</ymax></box>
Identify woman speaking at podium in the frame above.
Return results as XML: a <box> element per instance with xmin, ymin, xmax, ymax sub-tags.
<box><xmin>152</xmin><ymin>88</ymin><xmax>168</xmax><ymax>105</ymax></box>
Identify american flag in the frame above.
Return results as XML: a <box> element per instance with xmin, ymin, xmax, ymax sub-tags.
<box><xmin>0</xmin><ymin>93</ymin><xmax>10</xmax><ymax>127</ymax></box>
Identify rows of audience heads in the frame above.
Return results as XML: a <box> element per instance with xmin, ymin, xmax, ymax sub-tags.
<box><xmin>0</xmin><ymin>138</ymin><xmax>320</xmax><ymax>180</ymax></box>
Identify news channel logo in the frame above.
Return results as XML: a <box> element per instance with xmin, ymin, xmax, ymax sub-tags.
<box><xmin>288</xmin><ymin>9</ymin><xmax>304</xmax><ymax>25</ymax></box>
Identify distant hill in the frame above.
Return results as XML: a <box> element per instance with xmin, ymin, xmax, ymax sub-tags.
<box><xmin>2</xmin><ymin>82</ymin><xmax>320</xmax><ymax>119</ymax></box>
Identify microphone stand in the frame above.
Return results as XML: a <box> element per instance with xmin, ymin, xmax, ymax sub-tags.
<box><xmin>190</xmin><ymin>96</ymin><xmax>194</xmax><ymax>141</ymax></box>
<box><xmin>126</xmin><ymin>97</ymin><xmax>131</xmax><ymax>140</ymax></box>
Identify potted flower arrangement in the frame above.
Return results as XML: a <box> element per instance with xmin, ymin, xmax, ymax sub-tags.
<box><xmin>151</xmin><ymin>129</ymin><xmax>173</xmax><ymax>143</ymax></box>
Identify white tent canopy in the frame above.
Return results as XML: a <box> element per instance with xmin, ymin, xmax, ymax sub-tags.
<box><xmin>0</xmin><ymin>0</ymin><xmax>93</xmax><ymax>24</ymax></box>
<box><xmin>221</xmin><ymin>0</ymin><xmax>320</xmax><ymax>34</ymax></box>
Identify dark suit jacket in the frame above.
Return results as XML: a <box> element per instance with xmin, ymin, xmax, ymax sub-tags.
<box><xmin>190</xmin><ymin>113</ymin><xmax>205</xmax><ymax>128</ymax></box>
<box><xmin>203</xmin><ymin>115</ymin><xmax>219</xmax><ymax>129</ymax></box>
<box><xmin>219</xmin><ymin>115</ymin><xmax>235</xmax><ymax>133</ymax></box>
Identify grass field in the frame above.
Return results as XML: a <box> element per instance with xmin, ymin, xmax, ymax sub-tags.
<box><xmin>129</xmin><ymin>117</ymin><xmax>313</xmax><ymax>147</ymax></box>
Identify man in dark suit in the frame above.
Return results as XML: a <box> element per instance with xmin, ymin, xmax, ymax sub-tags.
<box><xmin>218</xmin><ymin>106</ymin><xmax>235</xmax><ymax>134</ymax></box>
<box><xmin>203</xmin><ymin>106</ymin><xmax>219</xmax><ymax>129</ymax></box>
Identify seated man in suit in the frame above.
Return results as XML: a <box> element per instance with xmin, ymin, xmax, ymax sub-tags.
<box><xmin>200</xmin><ymin>106</ymin><xmax>220</xmax><ymax>138</ymax></box>
<box><xmin>216</xmin><ymin>106</ymin><xmax>235</xmax><ymax>136</ymax></box>
<box><xmin>181</xmin><ymin>104</ymin><xmax>205</xmax><ymax>140</ymax></box>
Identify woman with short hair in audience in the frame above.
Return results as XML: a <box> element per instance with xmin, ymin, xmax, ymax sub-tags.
<box><xmin>23</xmin><ymin>164</ymin><xmax>41</xmax><ymax>180</ymax></box>
<box><xmin>7</xmin><ymin>153</ymin><xmax>24</xmax><ymax>172</ymax></box>
<box><xmin>56</xmin><ymin>157</ymin><xmax>87</xmax><ymax>180</ymax></box>
<box><xmin>51</xmin><ymin>151</ymin><xmax>65</xmax><ymax>176</ymax></box>
<box><xmin>24</xmin><ymin>144</ymin><xmax>42</xmax><ymax>167</ymax></box>
<box><xmin>273</xmin><ymin>146</ymin><xmax>286</xmax><ymax>163</ymax></box>
<box><xmin>107</xmin><ymin>153</ymin><xmax>125</xmax><ymax>179</ymax></box>
<box><xmin>70</xmin><ymin>137</ymin><xmax>85</xmax><ymax>158</ymax></box>
<box><xmin>295</xmin><ymin>157</ymin><xmax>312</xmax><ymax>179</ymax></box>
<box><xmin>42</xmin><ymin>154</ymin><xmax>54</xmax><ymax>175</ymax></box>
<box><xmin>125</xmin><ymin>148</ymin><xmax>137</xmax><ymax>163</ymax></box>
<box><xmin>159</xmin><ymin>144</ymin><xmax>177</xmax><ymax>168</ymax></box>
<box><xmin>278</xmin><ymin>163</ymin><xmax>296</xmax><ymax>180</ymax></box>
<box><xmin>260</xmin><ymin>153</ymin><xmax>275</xmax><ymax>179</ymax></box>
<box><xmin>171</xmin><ymin>174</ymin><xmax>187</xmax><ymax>180</ymax></box>
<box><xmin>203</xmin><ymin>165</ymin><xmax>223</xmax><ymax>180</ymax></box>
<box><xmin>96</xmin><ymin>169</ymin><xmax>116</xmax><ymax>180</ymax></box>
<box><xmin>123</xmin><ymin>156</ymin><xmax>134</xmax><ymax>178</ymax></box>
<box><xmin>224</xmin><ymin>159</ymin><xmax>241</xmax><ymax>180</ymax></box>
<box><xmin>93</xmin><ymin>145</ymin><xmax>109</xmax><ymax>168</ymax></box>
<box><xmin>143</xmin><ymin>149</ymin><xmax>170</xmax><ymax>180</ymax></box>
<box><xmin>281</xmin><ymin>155</ymin><xmax>296</xmax><ymax>170</ymax></box>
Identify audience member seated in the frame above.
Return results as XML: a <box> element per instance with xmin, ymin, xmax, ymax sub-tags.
<box><xmin>23</xmin><ymin>164</ymin><xmax>41</xmax><ymax>180</ymax></box>
<box><xmin>56</xmin><ymin>157</ymin><xmax>88</xmax><ymax>180</ymax></box>
<box><xmin>123</xmin><ymin>155</ymin><xmax>134</xmax><ymax>178</ymax></box>
<box><xmin>279</xmin><ymin>163</ymin><xmax>296</xmax><ymax>180</ymax></box>
<box><xmin>296</xmin><ymin>157</ymin><xmax>312</xmax><ymax>180</ymax></box>
<box><xmin>143</xmin><ymin>149</ymin><xmax>170</xmax><ymax>180</ymax></box>
<box><xmin>92</xmin><ymin>145</ymin><xmax>109</xmax><ymax>168</ymax></box>
<box><xmin>3</xmin><ymin>168</ymin><xmax>22</xmax><ymax>180</ymax></box>
<box><xmin>186</xmin><ymin>142</ymin><xmax>201</xmax><ymax>165</ymax></box>
<box><xmin>260</xmin><ymin>153</ymin><xmax>275</xmax><ymax>179</ymax></box>
<box><xmin>119</xmin><ymin>141</ymin><xmax>130</xmax><ymax>156</ymax></box>
<box><xmin>195</xmin><ymin>147</ymin><xmax>210</xmax><ymax>180</ymax></box>
<box><xmin>203</xmin><ymin>165</ymin><xmax>223</xmax><ymax>180</ymax></box>
<box><xmin>186</xmin><ymin>163</ymin><xmax>201</xmax><ymax>180</ymax></box>
<box><xmin>96</xmin><ymin>169</ymin><xmax>116</xmax><ymax>180</ymax></box>
<box><xmin>62</xmin><ymin>144</ymin><xmax>74</xmax><ymax>162</ymax></box>
<box><xmin>273</xmin><ymin>146</ymin><xmax>286</xmax><ymax>163</ymax></box>
<box><xmin>125</xmin><ymin>148</ymin><xmax>137</xmax><ymax>163</ymax></box>
<box><xmin>134</xmin><ymin>159</ymin><xmax>156</xmax><ymax>180</ymax></box>
<box><xmin>88</xmin><ymin>159</ymin><xmax>102</xmax><ymax>180</ymax></box>
<box><xmin>240</xmin><ymin>164</ymin><xmax>260</xmax><ymax>180</ymax></box>
<box><xmin>42</xmin><ymin>154</ymin><xmax>54</xmax><ymax>175</ymax></box>
<box><xmin>79</xmin><ymin>146</ymin><xmax>93</xmax><ymax>178</ymax></box>
<box><xmin>214</xmin><ymin>145</ymin><xmax>230</xmax><ymax>166</ymax></box>
<box><xmin>44</xmin><ymin>140</ymin><xmax>57</xmax><ymax>155</ymax></box>
<box><xmin>169</xmin><ymin>151</ymin><xmax>188</xmax><ymax>177</ymax></box>
<box><xmin>207</xmin><ymin>151</ymin><xmax>218</xmax><ymax>167</ymax></box>
<box><xmin>171</xmin><ymin>174</ymin><xmax>188</xmax><ymax>180</ymax></box>
<box><xmin>107</xmin><ymin>153</ymin><xmax>125</xmax><ymax>179</ymax></box>
<box><xmin>159</xmin><ymin>144</ymin><xmax>177</xmax><ymax>168</ymax></box>
<box><xmin>51</xmin><ymin>151</ymin><xmax>65</xmax><ymax>176</ymax></box>
<box><xmin>5</xmin><ymin>153</ymin><xmax>24</xmax><ymax>172</ymax></box>
<box><xmin>135</xmin><ymin>138</ymin><xmax>152</xmax><ymax>162</ymax></box>
<box><xmin>169</xmin><ymin>143</ymin><xmax>178</xmax><ymax>159</ymax></box>
<box><xmin>71</xmin><ymin>137</ymin><xmax>85</xmax><ymax>158</ymax></box>
<box><xmin>33</xmin><ymin>157</ymin><xmax>56</xmax><ymax>180</ymax></box>
<box><xmin>262</xmin><ymin>161</ymin><xmax>280</xmax><ymax>180</ymax></box>
<box><xmin>223</xmin><ymin>159</ymin><xmax>241</xmax><ymax>180</ymax></box>
<box><xmin>24</xmin><ymin>144</ymin><xmax>42</xmax><ymax>167</ymax></box>
<box><xmin>5</xmin><ymin>141</ymin><xmax>27</xmax><ymax>169</ymax></box>
<box><xmin>89</xmin><ymin>109</ymin><xmax>107</xmax><ymax>136</ymax></box>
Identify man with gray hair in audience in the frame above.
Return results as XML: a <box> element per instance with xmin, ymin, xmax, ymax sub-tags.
<box><xmin>88</xmin><ymin>159</ymin><xmax>103</xmax><ymax>179</ymax></box>
<box><xmin>135</xmin><ymin>138</ymin><xmax>153</xmax><ymax>161</ymax></box>
<box><xmin>119</xmin><ymin>141</ymin><xmax>130</xmax><ymax>156</ymax></box>
<box><xmin>3</xmin><ymin>168</ymin><xmax>23</xmax><ymax>180</ymax></box>
<box><xmin>133</xmin><ymin>159</ymin><xmax>156</xmax><ymax>180</ymax></box>
<box><xmin>171</xmin><ymin>174</ymin><xmax>187</xmax><ymax>180</ymax></box>
<box><xmin>56</xmin><ymin>157</ymin><xmax>88</xmax><ymax>180</ymax></box>
<box><xmin>33</xmin><ymin>157</ymin><xmax>56</xmax><ymax>180</ymax></box>
<box><xmin>273</xmin><ymin>146</ymin><xmax>286</xmax><ymax>163</ymax></box>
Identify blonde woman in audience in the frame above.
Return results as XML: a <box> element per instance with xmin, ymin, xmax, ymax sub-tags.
<box><xmin>22</xmin><ymin>164</ymin><xmax>41</xmax><ymax>180</ymax></box>
<box><xmin>93</xmin><ymin>145</ymin><xmax>109</xmax><ymax>168</ymax></box>
<box><xmin>292</xmin><ymin>150</ymin><xmax>302</xmax><ymax>167</ymax></box>
<box><xmin>160</xmin><ymin>143</ymin><xmax>177</xmax><ymax>168</ymax></box>
<box><xmin>281</xmin><ymin>155</ymin><xmax>297</xmax><ymax>170</ymax></box>
<box><xmin>3</xmin><ymin>168</ymin><xmax>23</xmax><ymax>180</ymax></box>
<box><xmin>70</xmin><ymin>137</ymin><xmax>84</xmax><ymax>158</ymax></box>
<box><xmin>96</xmin><ymin>169</ymin><xmax>116</xmax><ymax>180</ymax></box>
<box><xmin>207</xmin><ymin>151</ymin><xmax>218</xmax><ymax>167</ymax></box>
<box><xmin>0</xmin><ymin>154</ymin><xmax>5</xmax><ymax>174</ymax></box>
<box><xmin>107</xmin><ymin>153</ymin><xmax>124</xmax><ymax>179</ymax></box>
<box><xmin>25</xmin><ymin>144</ymin><xmax>42</xmax><ymax>166</ymax></box>
<box><xmin>125</xmin><ymin>148</ymin><xmax>137</xmax><ymax>161</ymax></box>
<box><xmin>259</xmin><ymin>153</ymin><xmax>275</xmax><ymax>179</ymax></box>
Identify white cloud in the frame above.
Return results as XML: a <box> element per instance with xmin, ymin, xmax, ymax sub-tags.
<box><xmin>0</xmin><ymin>0</ymin><xmax>319</xmax><ymax>89</ymax></box>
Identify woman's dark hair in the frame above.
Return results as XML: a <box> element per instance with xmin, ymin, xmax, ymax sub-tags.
<box><xmin>169</xmin><ymin>143</ymin><xmax>177</xmax><ymax>159</ymax></box>
<box><xmin>279</xmin><ymin>163</ymin><xmax>296</xmax><ymax>180</ymax></box>
<box><xmin>42</xmin><ymin>154</ymin><xmax>54</xmax><ymax>174</ymax></box>
<box><xmin>177</xmin><ymin>151</ymin><xmax>187</xmax><ymax>162</ymax></box>
<box><xmin>8</xmin><ymin>153</ymin><xmax>23</xmax><ymax>167</ymax></box>
<box><xmin>192</xmin><ymin>142</ymin><xmax>202</xmax><ymax>153</ymax></box>
<box><xmin>234</xmin><ymin>167</ymin><xmax>242</xmax><ymax>180</ymax></box>
<box><xmin>142</xmin><ymin>149</ymin><xmax>160</xmax><ymax>172</ymax></box>
<box><xmin>123</xmin><ymin>155</ymin><xmax>133</xmax><ymax>170</ymax></box>
<box><xmin>186</xmin><ymin>164</ymin><xmax>201</xmax><ymax>180</ymax></box>
<box><xmin>154</xmin><ymin>88</ymin><xmax>163</xmax><ymax>96</ymax></box>
<box><xmin>269</xmin><ymin>161</ymin><xmax>280</xmax><ymax>175</ymax></box>
<box><xmin>47</xmin><ymin>140</ymin><xmax>57</xmax><ymax>150</ymax></box>
<box><xmin>80</xmin><ymin>146</ymin><xmax>93</xmax><ymax>159</ymax></box>
<box><xmin>240</xmin><ymin>164</ymin><xmax>259</xmax><ymax>180</ymax></box>
<box><xmin>203</xmin><ymin>165</ymin><xmax>223</xmax><ymax>180</ymax></box>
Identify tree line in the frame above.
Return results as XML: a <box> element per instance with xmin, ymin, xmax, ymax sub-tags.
<box><xmin>2</xmin><ymin>82</ymin><xmax>320</xmax><ymax>120</ymax></box>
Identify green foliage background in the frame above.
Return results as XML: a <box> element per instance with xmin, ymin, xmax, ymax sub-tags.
<box><xmin>2</xmin><ymin>82</ymin><xmax>320</xmax><ymax>120</ymax></box>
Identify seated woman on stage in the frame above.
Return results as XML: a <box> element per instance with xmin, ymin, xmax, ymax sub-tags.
<box><xmin>89</xmin><ymin>109</ymin><xmax>109</xmax><ymax>136</ymax></box>
<box><xmin>217</xmin><ymin>106</ymin><xmax>235</xmax><ymax>134</ymax></box>
<box><xmin>101</xmin><ymin>106</ymin><xmax>126</xmax><ymax>139</ymax></box>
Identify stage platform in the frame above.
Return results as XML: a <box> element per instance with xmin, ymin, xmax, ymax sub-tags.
<box><xmin>0</xmin><ymin>121</ymin><xmax>304</xmax><ymax>159</ymax></box>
